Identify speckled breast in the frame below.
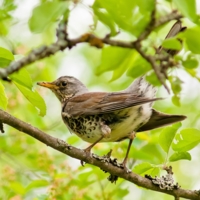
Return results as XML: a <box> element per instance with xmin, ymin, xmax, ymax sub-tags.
<box><xmin>62</xmin><ymin>112</ymin><xmax>129</xmax><ymax>142</ymax></box>
<box><xmin>62</xmin><ymin>105</ymin><xmax>152</xmax><ymax>143</ymax></box>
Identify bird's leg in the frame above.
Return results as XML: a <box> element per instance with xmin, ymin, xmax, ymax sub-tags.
<box><xmin>81</xmin><ymin>135</ymin><xmax>105</xmax><ymax>166</ymax></box>
<box><xmin>83</xmin><ymin>135</ymin><xmax>105</xmax><ymax>153</ymax></box>
<box><xmin>81</xmin><ymin>123</ymin><xmax>111</xmax><ymax>166</ymax></box>
<box><xmin>121</xmin><ymin>131</ymin><xmax>137</xmax><ymax>171</ymax></box>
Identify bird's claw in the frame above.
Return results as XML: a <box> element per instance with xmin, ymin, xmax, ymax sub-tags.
<box><xmin>80</xmin><ymin>160</ymin><xmax>85</xmax><ymax>166</ymax></box>
<box><xmin>80</xmin><ymin>148</ymin><xmax>92</xmax><ymax>166</ymax></box>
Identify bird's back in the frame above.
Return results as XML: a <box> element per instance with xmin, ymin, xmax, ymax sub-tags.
<box><xmin>62</xmin><ymin>77</ymin><xmax>157</xmax><ymax>143</ymax></box>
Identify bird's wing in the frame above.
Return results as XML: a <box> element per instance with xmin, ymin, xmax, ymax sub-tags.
<box><xmin>137</xmin><ymin>109</ymin><xmax>186</xmax><ymax>132</ymax></box>
<box><xmin>62</xmin><ymin>92</ymin><xmax>162</xmax><ymax>117</ymax></box>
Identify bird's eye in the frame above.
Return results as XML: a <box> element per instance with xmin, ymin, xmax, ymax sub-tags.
<box><xmin>61</xmin><ymin>81</ymin><xmax>67</xmax><ymax>86</ymax></box>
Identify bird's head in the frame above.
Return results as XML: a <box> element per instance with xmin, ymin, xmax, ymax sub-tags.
<box><xmin>37</xmin><ymin>76</ymin><xmax>88</xmax><ymax>102</ymax></box>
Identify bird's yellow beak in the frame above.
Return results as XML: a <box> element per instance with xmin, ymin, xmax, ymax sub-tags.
<box><xmin>37</xmin><ymin>82</ymin><xmax>58</xmax><ymax>90</ymax></box>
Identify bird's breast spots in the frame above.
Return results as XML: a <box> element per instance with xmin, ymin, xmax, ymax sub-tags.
<box><xmin>66</xmin><ymin>115</ymin><xmax>104</xmax><ymax>137</ymax></box>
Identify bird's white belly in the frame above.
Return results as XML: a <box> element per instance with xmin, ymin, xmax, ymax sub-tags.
<box><xmin>70</xmin><ymin>104</ymin><xmax>152</xmax><ymax>143</ymax></box>
<box><xmin>102</xmin><ymin>105</ymin><xmax>152</xmax><ymax>142</ymax></box>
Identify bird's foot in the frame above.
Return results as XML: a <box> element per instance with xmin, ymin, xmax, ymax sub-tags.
<box><xmin>121</xmin><ymin>164</ymin><xmax>131</xmax><ymax>173</ymax></box>
<box><xmin>80</xmin><ymin>135</ymin><xmax>105</xmax><ymax>166</ymax></box>
<box><xmin>121</xmin><ymin>159</ymin><xmax>131</xmax><ymax>173</ymax></box>
<box><xmin>80</xmin><ymin>147</ymin><xmax>92</xmax><ymax>166</ymax></box>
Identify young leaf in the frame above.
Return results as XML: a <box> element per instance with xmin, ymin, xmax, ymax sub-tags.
<box><xmin>10</xmin><ymin>68</ymin><xmax>33</xmax><ymax>89</ymax></box>
<box><xmin>173</xmin><ymin>0</ymin><xmax>198</xmax><ymax>22</ymax></box>
<box><xmin>182</xmin><ymin>57</ymin><xmax>199</xmax><ymax>69</ymax></box>
<box><xmin>159</xmin><ymin>123</ymin><xmax>181</xmax><ymax>154</ymax></box>
<box><xmin>29</xmin><ymin>1</ymin><xmax>69</xmax><ymax>33</ymax></box>
<box><xmin>96</xmin><ymin>47</ymin><xmax>133</xmax><ymax>75</ymax></box>
<box><xmin>109</xmin><ymin>50</ymin><xmax>136</xmax><ymax>81</ymax></box>
<box><xmin>133</xmin><ymin>162</ymin><xmax>153</xmax><ymax>175</ymax></box>
<box><xmin>115</xmin><ymin>188</ymin><xmax>129</xmax><ymax>198</ymax></box>
<box><xmin>126</xmin><ymin>52</ymin><xmax>151</xmax><ymax>78</ymax></box>
<box><xmin>0</xmin><ymin>81</ymin><xmax>8</xmax><ymax>109</ymax></box>
<box><xmin>183</xmin><ymin>26</ymin><xmax>200</xmax><ymax>54</ymax></box>
<box><xmin>0</xmin><ymin>47</ymin><xmax>14</xmax><ymax>61</ymax></box>
<box><xmin>93</xmin><ymin>2</ymin><xmax>117</xmax><ymax>35</ymax></box>
<box><xmin>92</xmin><ymin>0</ymin><xmax>155</xmax><ymax>36</ymax></box>
<box><xmin>162</xmin><ymin>38</ymin><xmax>182</xmax><ymax>50</ymax></box>
<box><xmin>172</xmin><ymin>128</ymin><xmax>200</xmax><ymax>152</ymax></box>
<box><xmin>169</xmin><ymin>151</ymin><xmax>191</xmax><ymax>162</ymax></box>
<box><xmin>0</xmin><ymin>47</ymin><xmax>14</xmax><ymax>67</ymax></box>
<box><xmin>172</xmin><ymin>95</ymin><xmax>180</xmax><ymax>107</ymax></box>
<box><xmin>147</xmin><ymin>167</ymin><xmax>160</xmax><ymax>177</ymax></box>
<box><xmin>14</xmin><ymin>82</ymin><xmax>46</xmax><ymax>116</ymax></box>
<box><xmin>146</xmin><ymin>72</ymin><xmax>162</xmax><ymax>86</ymax></box>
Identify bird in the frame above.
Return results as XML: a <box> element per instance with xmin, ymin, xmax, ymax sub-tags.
<box><xmin>37</xmin><ymin>76</ymin><xmax>186</xmax><ymax>168</ymax></box>
<box><xmin>37</xmin><ymin>20</ymin><xmax>187</xmax><ymax>169</ymax></box>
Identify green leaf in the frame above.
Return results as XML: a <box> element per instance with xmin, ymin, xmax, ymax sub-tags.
<box><xmin>169</xmin><ymin>151</ymin><xmax>191</xmax><ymax>162</ymax></box>
<box><xmin>10</xmin><ymin>68</ymin><xmax>33</xmax><ymax>89</ymax></box>
<box><xmin>169</xmin><ymin>76</ymin><xmax>182</xmax><ymax>95</ymax></box>
<box><xmin>162</xmin><ymin>38</ymin><xmax>182</xmax><ymax>50</ymax></box>
<box><xmin>96</xmin><ymin>47</ymin><xmax>133</xmax><ymax>75</ymax></box>
<box><xmin>133</xmin><ymin>162</ymin><xmax>153</xmax><ymax>174</ymax></box>
<box><xmin>116</xmin><ymin>188</ymin><xmax>129</xmax><ymax>198</ymax></box>
<box><xmin>159</xmin><ymin>123</ymin><xmax>181</xmax><ymax>154</ymax></box>
<box><xmin>0</xmin><ymin>57</ymin><xmax>12</xmax><ymax>67</ymax></box>
<box><xmin>182</xmin><ymin>26</ymin><xmax>200</xmax><ymax>54</ymax></box>
<box><xmin>29</xmin><ymin>1</ymin><xmax>69</xmax><ymax>33</ymax></box>
<box><xmin>172</xmin><ymin>95</ymin><xmax>180</xmax><ymax>107</ymax></box>
<box><xmin>182</xmin><ymin>57</ymin><xmax>199</xmax><ymax>69</ymax></box>
<box><xmin>0</xmin><ymin>81</ymin><xmax>8</xmax><ymax>109</ymax></box>
<box><xmin>147</xmin><ymin>167</ymin><xmax>160</xmax><ymax>177</ymax></box>
<box><xmin>25</xmin><ymin>180</ymin><xmax>49</xmax><ymax>192</ymax></box>
<box><xmin>109</xmin><ymin>50</ymin><xmax>136</xmax><ymax>81</ymax></box>
<box><xmin>133</xmin><ymin>162</ymin><xmax>160</xmax><ymax>176</ymax></box>
<box><xmin>10</xmin><ymin>182</ymin><xmax>25</xmax><ymax>195</ymax></box>
<box><xmin>173</xmin><ymin>0</ymin><xmax>198</xmax><ymax>22</ymax></box>
<box><xmin>93</xmin><ymin>3</ymin><xmax>117</xmax><ymax>35</ymax></box>
<box><xmin>126</xmin><ymin>51</ymin><xmax>151</xmax><ymax>78</ymax></box>
<box><xmin>92</xmin><ymin>0</ymin><xmax>155</xmax><ymax>36</ymax></box>
<box><xmin>0</xmin><ymin>47</ymin><xmax>14</xmax><ymax>61</ymax></box>
<box><xmin>14</xmin><ymin>82</ymin><xmax>46</xmax><ymax>116</ymax></box>
<box><xmin>172</xmin><ymin>128</ymin><xmax>200</xmax><ymax>152</ymax></box>
<box><xmin>0</xmin><ymin>47</ymin><xmax>14</xmax><ymax>67</ymax></box>
<box><xmin>146</xmin><ymin>72</ymin><xmax>162</xmax><ymax>86</ymax></box>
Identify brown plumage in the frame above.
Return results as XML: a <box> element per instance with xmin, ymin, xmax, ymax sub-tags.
<box><xmin>37</xmin><ymin>21</ymin><xmax>187</xmax><ymax>169</ymax></box>
<box><xmin>37</xmin><ymin>76</ymin><xmax>186</xmax><ymax>168</ymax></box>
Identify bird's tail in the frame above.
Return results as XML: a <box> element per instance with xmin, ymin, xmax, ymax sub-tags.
<box><xmin>137</xmin><ymin>109</ymin><xmax>186</xmax><ymax>132</ymax></box>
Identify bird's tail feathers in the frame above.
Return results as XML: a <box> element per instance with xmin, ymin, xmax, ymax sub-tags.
<box><xmin>137</xmin><ymin>109</ymin><xmax>186</xmax><ymax>132</ymax></box>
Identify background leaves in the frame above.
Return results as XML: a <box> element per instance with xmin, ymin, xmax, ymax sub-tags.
<box><xmin>1</xmin><ymin>0</ymin><xmax>200</xmax><ymax>199</ymax></box>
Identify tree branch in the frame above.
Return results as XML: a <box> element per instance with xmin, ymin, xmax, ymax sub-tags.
<box><xmin>0</xmin><ymin>11</ymin><xmax>183</xmax><ymax>91</ymax></box>
<box><xmin>0</xmin><ymin>109</ymin><xmax>199</xmax><ymax>200</ymax></box>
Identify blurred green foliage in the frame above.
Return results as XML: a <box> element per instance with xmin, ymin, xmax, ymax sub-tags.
<box><xmin>0</xmin><ymin>0</ymin><xmax>200</xmax><ymax>199</ymax></box>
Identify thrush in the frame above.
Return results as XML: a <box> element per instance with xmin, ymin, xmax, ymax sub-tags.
<box><xmin>37</xmin><ymin>21</ymin><xmax>187</xmax><ymax>168</ymax></box>
<box><xmin>37</xmin><ymin>76</ymin><xmax>186</xmax><ymax>167</ymax></box>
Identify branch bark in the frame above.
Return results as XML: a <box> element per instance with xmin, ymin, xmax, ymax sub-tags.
<box><xmin>0</xmin><ymin>109</ymin><xmax>199</xmax><ymax>200</ymax></box>
<box><xmin>0</xmin><ymin>11</ymin><xmax>183</xmax><ymax>91</ymax></box>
